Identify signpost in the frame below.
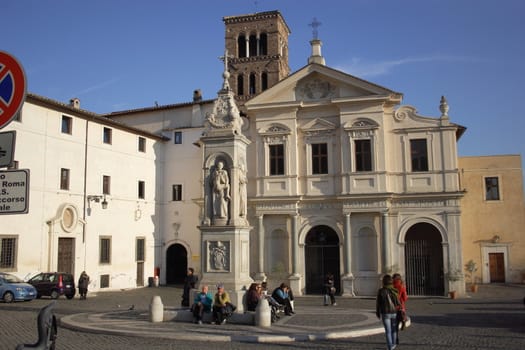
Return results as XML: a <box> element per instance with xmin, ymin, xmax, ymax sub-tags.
<box><xmin>0</xmin><ymin>51</ymin><xmax>27</xmax><ymax>130</ymax></box>
<box><xmin>0</xmin><ymin>169</ymin><xmax>29</xmax><ymax>214</ymax></box>
<box><xmin>0</xmin><ymin>130</ymin><xmax>15</xmax><ymax>167</ymax></box>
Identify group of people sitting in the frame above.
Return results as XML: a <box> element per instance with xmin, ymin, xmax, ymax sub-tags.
<box><xmin>246</xmin><ymin>281</ymin><xmax>295</xmax><ymax>322</ymax></box>
<box><xmin>190</xmin><ymin>281</ymin><xmax>295</xmax><ymax>324</ymax></box>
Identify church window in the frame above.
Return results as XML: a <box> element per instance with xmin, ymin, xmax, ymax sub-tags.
<box><xmin>60</xmin><ymin>168</ymin><xmax>70</xmax><ymax>190</ymax></box>
<box><xmin>138</xmin><ymin>180</ymin><xmax>145</xmax><ymax>199</ymax></box>
<box><xmin>237</xmin><ymin>75</ymin><xmax>244</xmax><ymax>96</ymax></box>
<box><xmin>261</xmin><ymin>72</ymin><xmax>268</xmax><ymax>91</ymax></box>
<box><xmin>484</xmin><ymin>176</ymin><xmax>500</xmax><ymax>201</ymax></box>
<box><xmin>237</xmin><ymin>35</ymin><xmax>247</xmax><ymax>58</ymax></box>
<box><xmin>249</xmin><ymin>73</ymin><xmax>256</xmax><ymax>95</ymax></box>
<box><xmin>269</xmin><ymin>144</ymin><xmax>285</xmax><ymax>175</ymax></box>
<box><xmin>172</xmin><ymin>184</ymin><xmax>182</xmax><ymax>201</ymax></box>
<box><xmin>249</xmin><ymin>34</ymin><xmax>257</xmax><ymax>56</ymax></box>
<box><xmin>355</xmin><ymin>139</ymin><xmax>372</xmax><ymax>172</ymax></box>
<box><xmin>174</xmin><ymin>131</ymin><xmax>182</xmax><ymax>144</ymax></box>
<box><xmin>259</xmin><ymin>33</ymin><xmax>268</xmax><ymax>55</ymax></box>
<box><xmin>410</xmin><ymin>139</ymin><xmax>428</xmax><ymax>172</ymax></box>
<box><xmin>311</xmin><ymin>143</ymin><xmax>328</xmax><ymax>174</ymax></box>
<box><xmin>138</xmin><ymin>137</ymin><xmax>146</xmax><ymax>152</ymax></box>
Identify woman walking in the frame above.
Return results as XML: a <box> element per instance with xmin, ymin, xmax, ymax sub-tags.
<box><xmin>376</xmin><ymin>274</ymin><xmax>400</xmax><ymax>350</ymax></box>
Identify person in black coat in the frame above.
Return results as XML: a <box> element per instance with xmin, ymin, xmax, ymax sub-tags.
<box><xmin>181</xmin><ymin>268</ymin><xmax>198</xmax><ymax>307</ymax></box>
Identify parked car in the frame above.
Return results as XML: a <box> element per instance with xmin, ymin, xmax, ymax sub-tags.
<box><xmin>0</xmin><ymin>272</ymin><xmax>37</xmax><ymax>303</ymax></box>
<box><xmin>28</xmin><ymin>272</ymin><xmax>76</xmax><ymax>299</ymax></box>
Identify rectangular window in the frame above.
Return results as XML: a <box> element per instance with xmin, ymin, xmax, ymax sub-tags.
<box><xmin>138</xmin><ymin>180</ymin><xmax>145</xmax><ymax>199</ymax></box>
<box><xmin>138</xmin><ymin>137</ymin><xmax>146</xmax><ymax>152</ymax></box>
<box><xmin>410</xmin><ymin>139</ymin><xmax>429</xmax><ymax>172</ymax></box>
<box><xmin>99</xmin><ymin>237</ymin><xmax>111</xmax><ymax>264</ymax></box>
<box><xmin>355</xmin><ymin>139</ymin><xmax>372</xmax><ymax>172</ymax></box>
<box><xmin>172</xmin><ymin>184</ymin><xmax>182</xmax><ymax>201</ymax></box>
<box><xmin>485</xmin><ymin>177</ymin><xmax>500</xmax><ymax>201</ymax></box>
<box><xmin>103</xmin><ymin>175</ymin><xmax>111</xmax><ymax>195</ymax></box>
<box><xmin>60</xmin><ymin>168</ymin><xmax>70</xmax><ymax>190</ymax></box>
<box><xmin>136</xmin><ymin>238</ymin><xmax>145</xmax><ymax>262</ymax></box>
<box><xmin>269</xmin><ymin>144</ymin><xmax>285</xmax><ymax>175</ymax></box>
<box><xmin>61</xmin><ymin>115</ymin><xmax>72</xmax><ymax>134</ymax></box>
<box><xmin>174</xmin><ymin>131</ymin><xmax>182</xmax><ymax>144</ymax></box>
<box><xmin>103</xmin><ymin>127</ymin><xmax>112</xmax><ymax>144</ymax></box>
<box><xmin>311</xmin><ymin>143</ymin><xmax>328</xmax><ymax>174</ymax></box>
<box><xmin>0</xmin><ymin>236</ymin><xmax>17</xmax><ymax>270</ymax></box>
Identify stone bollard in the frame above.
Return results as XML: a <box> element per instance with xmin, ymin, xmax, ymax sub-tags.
<box><xmin>149</xmin><ymin>295</ymin><xmax>164</xmax><ymax>323</ymax></box>
<box><xmin>255</xmin><ymin>297</ymin><xmax>271</xmax><ymax>327</ymax></box>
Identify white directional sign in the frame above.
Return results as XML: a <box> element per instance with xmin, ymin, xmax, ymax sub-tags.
<box><xmin>0</xmin><ymin>169</ymin><xmax>29</xmax><ymax>214</ymax></box>
<box><xmin>0</xmin><ymin>130</ymin><xmax>15</xmax><ymax>167</ymax></box>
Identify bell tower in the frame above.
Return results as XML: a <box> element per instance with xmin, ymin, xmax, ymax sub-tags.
<box><xmin>223</xmin><ymin>11</ymin><xmax>291</xmax><ymax>104</ymax></box>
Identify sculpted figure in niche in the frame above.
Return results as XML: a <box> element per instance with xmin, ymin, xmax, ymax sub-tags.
<box><xmin>239</xmin><ymin>163</ymin><xmax>247</xmax><ymax>218</ymax></box>
<box><xmin>211</xmin><ymin>161</ymin><xmax>230</xmax><ymax>219</ymax></box>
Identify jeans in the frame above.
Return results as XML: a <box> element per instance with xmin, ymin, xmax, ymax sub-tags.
<box><xmin>381</xmin><ymin>313</ymin><xmax>398</xmax><ymax>350</ymax></box>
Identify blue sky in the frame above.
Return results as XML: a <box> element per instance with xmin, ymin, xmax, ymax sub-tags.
<box><xmin>3</xmin><ymin>0</ymin><xmax>525</xmax><ymax>171</ymax></box>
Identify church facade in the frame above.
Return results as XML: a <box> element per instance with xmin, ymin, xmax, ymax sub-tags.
<box><xmin>1</xmin><ymin>10</ymin><xmax>494</xmax><ymax>297</ymax></box>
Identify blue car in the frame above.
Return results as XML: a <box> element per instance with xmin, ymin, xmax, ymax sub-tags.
<box><xmin>0</xmin><ymin>272</ymin><xmax>37</xmax><ymax>303</ymax></box>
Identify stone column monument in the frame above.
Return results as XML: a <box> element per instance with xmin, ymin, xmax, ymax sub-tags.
<box><xmin>198</xmin><ymin>51</ymin><xmax>252</xmax><ymax>312</ymax></box>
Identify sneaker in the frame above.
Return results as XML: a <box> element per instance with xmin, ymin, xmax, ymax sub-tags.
<box><xmin>198</xmin><ymin>320</ymin><xmax>203</xmax><ymax>325</ymax></box>
<box><xmin>332</xmin><ymin>303</ymin><xmax>337</xmax><ymax>306</ymax></box>
<box><xmin>221</xmin><ymin>319</ymin><xmax>227</xmax><ymax>325</ymax></box>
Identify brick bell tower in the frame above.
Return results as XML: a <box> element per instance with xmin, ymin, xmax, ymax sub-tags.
<box><xmin>223</xmin><ymin>11</ymin><xmax>291</xmax><ymax>105</ymax></box>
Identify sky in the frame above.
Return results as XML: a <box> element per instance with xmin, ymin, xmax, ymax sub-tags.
<box><xmin>2</xmin><ymin>0</ymin><xmax>525</xmax><ymax>172</ymax></box>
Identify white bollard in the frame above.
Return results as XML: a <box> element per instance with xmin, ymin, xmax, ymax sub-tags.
<box><xmin>255</xmin><ymin>297</ymin><xmax>271</xmax><ymax>327</ymax></box>
<box><xmin>149</xmin><ymin>295</ymin><xmax>164</xmax><ymax>322</ymax></box>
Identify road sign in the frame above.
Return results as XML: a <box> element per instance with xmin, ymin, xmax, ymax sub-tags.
<box><xmin>0</xmin><ymin>130</ymin><xmax>16</xmax><ymax>167</ymax></box>
<box><xmin>0</xmin><ymin>51</ymin><xmax>27</xmax><ymax>129</ymax></box>
<box><xmin>0</xmin><ymin>169</ymin><xmax>29</xmax><ymax>215</ymax></box>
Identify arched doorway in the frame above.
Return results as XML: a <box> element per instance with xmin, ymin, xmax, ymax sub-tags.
<box><xmin>166</xmin><ymin>244</ymin><xmax>188</xmax><ymax>285</ymax></box>
<box><xmin>304</xmin><ymin>225</ymin><xmax>340</xmax><ymax>294</ymax></box>
<box><xmin>404</xmin><ymin>223</ymin><xmax>444</xmax><ymax>296</ymax></box>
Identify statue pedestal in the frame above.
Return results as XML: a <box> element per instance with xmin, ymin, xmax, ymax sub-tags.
<box><xmin>341</xmin><ymin>274</ymin><xmax>356</xmax><ymax>297</ymax></box>
<box><xmin>199</xmin><ymin>225</ymin><xmax>253</xmax><ymax>312</ymax></box>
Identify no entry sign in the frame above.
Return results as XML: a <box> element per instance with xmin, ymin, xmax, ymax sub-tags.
<box><xmin>0</xmin><ymin>51</ymin><xmax>27</xmax><ymax>129</ymax></box>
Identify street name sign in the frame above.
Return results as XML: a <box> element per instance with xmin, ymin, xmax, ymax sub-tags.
<box><xmin>0</xmin><ymin>130</ymin><xmax>16</xmax><ymax>167</ymax></box>
<box><xmin>0</xmin><ymin>169</ymin><xmax>29</xmax><ymax>214</ymax></box>
<box><xmin>0</xmin><ymin>51</ymin><xmax>27</xmax><ymax>129</ymax></box>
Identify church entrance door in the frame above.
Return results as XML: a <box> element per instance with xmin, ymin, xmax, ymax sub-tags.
<box><xmin>304</xmin><ymin>225</ymin><xmax>340</xmax><ymax>294</ymax></box>
<box><xmin>404</xmin><ymin>223</ymin><xmax>444</xmax><ymax>296</ymax></box>
<box><xmin>166</xmin><ymin>244</ymin><xmax>188</xmax><ymax>285</ymax></box>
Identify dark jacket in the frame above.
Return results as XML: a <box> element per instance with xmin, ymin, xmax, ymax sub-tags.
<box><xmin>376</xmin><ymin>286</ymin><xmax>399</xmax><ymax>317</ymax></box>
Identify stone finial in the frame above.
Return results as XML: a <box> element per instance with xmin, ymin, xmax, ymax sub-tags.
<box><xmin>439</xmin><ymin>95</ymin><xmax>449</xmax><ymax>117</ymax></box>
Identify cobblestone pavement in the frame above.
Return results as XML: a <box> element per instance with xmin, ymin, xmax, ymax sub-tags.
<box><xmin>1</xmin><ymin>284</ymin><xmax>524</xmax><ymax>350</ymax></box>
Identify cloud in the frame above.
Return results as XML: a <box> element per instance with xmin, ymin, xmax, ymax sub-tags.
<box><xmin>74</xmin><ymin>77</ymin><xmax>120</xmax><ymax>96</ymax></box>
<box><xmin>335</xmin><ymin>54</ymin><xmax>484</xmax><ymax>77</ymax></box>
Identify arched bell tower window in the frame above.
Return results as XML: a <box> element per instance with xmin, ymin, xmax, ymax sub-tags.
<box><xmin>259</xmin><ymin>33</ymin><xmax>268</xmax><ymax>55</ymax></box>
<box><xmin>261</xmin><ymin>72</ymin><xmax>268</xmax><ymax>91</ymax></box>
<box><xmin>238</xmin><ymin>35</ymin><xmax>247</xmax><ymax>58</ymax></box>
<box><xmin>249</xmin><ymin>34</ymin><xmax>257</xmax><ymax>57</ymax></box>
<box><xmin>237</xmin><ymin>75</ymin><xmax>244</xmax><ymax>96</ymax></box>
<box><xmin>249</xmin><ymin>73</ymin><xmax>256</xmax><ymax>95</ymax></box>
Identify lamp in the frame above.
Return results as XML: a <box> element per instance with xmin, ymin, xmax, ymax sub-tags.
<box><xmin>87</xmin><ymin>194</ymin><xmax>109</xmax><ymax>213</ymax></box>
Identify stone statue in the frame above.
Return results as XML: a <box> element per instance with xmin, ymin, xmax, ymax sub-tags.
<box><xmin>211</xmin><ymin>161</ymin><xmax>230</xmax><ymax>219</ymax></box>
<box><xmin>239</xmin><ymin>163</ymin><xmax>247</xmax><ymax>218</ymax></box>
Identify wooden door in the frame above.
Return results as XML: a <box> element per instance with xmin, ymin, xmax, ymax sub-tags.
<box><xmin>57</xmin><ymin>238</ymin><xmax>75</xmax><ymax>274</ymax></box>
<box><xmin>489</xmin><ymin>253</ymin><xmax>505</xmax><ymax>282</ymax></box>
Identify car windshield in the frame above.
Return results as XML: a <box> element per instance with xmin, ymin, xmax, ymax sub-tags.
<box><xmin>2</xmin><ymin>273</ymin><xmax>24</xmax><ymax>283</ymax></box>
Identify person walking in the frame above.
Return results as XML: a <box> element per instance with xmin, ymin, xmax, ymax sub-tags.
<box><xmin>323</xmin><ymin>272</ymin><xmax>336</xmax><ymax>306</ymax></box>
<box><xmin>376</xmin><ymin>274</ymin><xmax>401</xmax><ymax>350</ymax></box>
<box><xmin>78</xmin><ymin>271</ymin><xmax>90</xmax><ymax>300</ymax></box>
<box><xmin>393</xmin><ymin>273</ymin><xmax>408</xmax><ymax>331</ymax></box>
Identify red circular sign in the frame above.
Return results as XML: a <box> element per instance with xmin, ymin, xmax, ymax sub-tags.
<box><xmin>0</xmin><ymin>51</ymin><xmax>27</xmax><ymax>129</ymax></box>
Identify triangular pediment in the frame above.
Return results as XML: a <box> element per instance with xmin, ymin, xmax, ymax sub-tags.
<box><xmin>245</xmin><ymin>63</ymin><xmax>402</xmax><ymax>108</ymax></box>
<box><xmin>301</xmin><ymin>118</ymin><xmax>336</xmax><ymax>132</ymax></box>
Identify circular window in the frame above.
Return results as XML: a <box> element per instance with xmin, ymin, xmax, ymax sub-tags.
<box><xmin>61</xmin><ymin>205</ymin><xmax>78</xmax><ymax>232</ymax></box>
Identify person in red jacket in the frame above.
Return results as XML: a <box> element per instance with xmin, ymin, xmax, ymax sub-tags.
<box><xmin>393</xmin><ymin>273</ymin><xmax>408</xmax><ymax>330</ymax></box>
